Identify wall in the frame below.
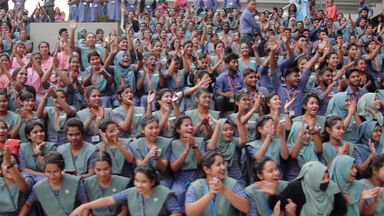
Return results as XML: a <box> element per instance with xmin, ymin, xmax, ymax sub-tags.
<box><xmin>30</xmin><ymin>22</ymin><xmax>119</xmax><ymax>52</ymax></box>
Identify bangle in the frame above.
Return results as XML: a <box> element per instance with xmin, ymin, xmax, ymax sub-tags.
<box><xmin>192</xmin><ymin>146</ymin><xmax>198</xmax><ymax>149</ymax></box>
<box><xmin>285</xmin><ymin>112</ymin><xmax>289</xmax><ymax>115</ymax></box>
<box><xmin>317</xmin><ymin>51</ymin><xmax>323</xmax><ymax>56</ymax></box>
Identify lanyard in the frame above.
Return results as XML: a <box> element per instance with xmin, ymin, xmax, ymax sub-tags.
<box><xmin>144</xmin><ymin>141</ymin><xmax>153</xmax><ymax>164</ymax></box>
<box><xmin>351</xmin><ymin>93</ymin><xmax>359</xmax><ymax>102</ymax></box>
<box><xmin>261</xmin><ymin>192</ymin><xmax>273</xmax><ymax>216</ymax></box>
<box><xmin>286</xmin><ymin>89</ymin><xmax>295</xmax><ymax>101</ymax></box>
<box><xmin>260</xmin><ymin>140</ymin><xmax>272</xmax><ymax>157</ymax></box>
<box><xmin>54</xmin><ymin>110</ymin><xmax>62</xmax><ymax>132</ymax></box>
<box><xmin>14</xmin><ymin>91</ymin><xmax>19</xmax><ymax>110</ymax></box>
<box><xmin>241</xmin><ymin>59</ymin><xmax>250</xmax><ymax>70</ymax></box>
<box><xmin>227</xmin><ymin>75</ymin><xmax>237</xmax><ymax>94</ymax></box>
<box><xmin>318</xmin><ymin>88</ymin><xmax>332</xmax><ymax>98</ymax></box>
<box><xmin>329</xmin><ymin>142</ymin><xmax>337</xmax><ymax>157</ymax></box>
<box><xmin>94</xmin><ymin>107</ymin><xmax>105</xmax><ymax>131</ymax></box>
<box><xmin>93</xmin><ymin>73</ymin><xmax>100</xmax><ymax>87</ymax></box>
<box><xmin>174</xmin><ymin>71</ymin><xmax>181</xmax><ymax>90</ymax></box>
<box><xmin>29</xmin><ymin>71</ymin><xmax>34</xmax><ymax>83</ymax></box>
<box><xmin>375</xmin><ymin>57</ymin><xmax>380</xmax><ymax>73</ymax></box>
<box><xmin>0</xmin><ymin>76</ymin><xmax>6</xmax><ymax>88</ymax></box>
<box><xmin>146</xmin><ymin>73</ymin><xmax>152</xmax><ymax>92</ymax></box>
<box><xmin>245</xmin><ymin>123</ymin><xmax>248</xmax><ymax>138</ymax></box>
<box><xmin>205</xmin><ymin>181</ymin><xmax>216</xmax><ymax>216</ymax></box>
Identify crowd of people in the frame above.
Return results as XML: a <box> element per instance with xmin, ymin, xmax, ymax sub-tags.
<box><xmin>2</xmin><ymin>0</ymin><xmax>384</xmax><ymax>215</ymax></box>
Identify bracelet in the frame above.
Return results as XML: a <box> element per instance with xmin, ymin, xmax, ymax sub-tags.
<box><xmin>317</xmin><ymin>51</ymin><xmax>324</xmax><ymax>56</ymax></box>
<box><xmin>284</xmin><ymin>112</ymin><xmax>289</xmax><ymax>115</ymax></box>
<box><xmin>6</xmin><ymin>163</ymin><xmax>15</xmax><ymax>170</ymax></box>
<box><xmin>192</xmin><ymin>146</ymin><xmax>198</xmax><ymax>149</ymax></box>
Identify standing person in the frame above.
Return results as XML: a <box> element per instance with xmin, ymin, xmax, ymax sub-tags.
<box><xmin>293</xmin><ymin>0</ymin><xmax>310</xmax><ymax>22</ymax></box>
<box><xmin>44</xmin><ymin>0</ymin><xmax>55</xmax><ymax>22</ymax></box>
<box><xmin>240</xmin><ymin>0</ymin><xmax>260</xmax><ymax>45</ymax></box>
<box><xmin>325</xmin><ymin>0</ymin><xmax>337</xmax><ymax>22</ymax></box>
<box><xmin>215</xmin><ymin>53</ymin><xmax>245</xmax><ymax>113</ymax></box>
<box><xmin>70</xmin><ymin>163</ymin><xmax>183</xmax><ymax>216</ymax></box>
<box><xmin>223</xmin><ymin>0</ymin><xmax>241</xmax><ymax>13</ymax></box>
<box><xmin>194</xmin><ymin>0</ymin><xmax>218</xmax><ymax>12</ymax></box>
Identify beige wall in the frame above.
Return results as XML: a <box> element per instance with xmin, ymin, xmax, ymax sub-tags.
<box><xmin>30</xmin><ymin>22</ymin><xmax>119</xmax><ymax>52</ymax></box>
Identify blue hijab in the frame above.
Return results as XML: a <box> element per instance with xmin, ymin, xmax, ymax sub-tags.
<box><xmin>354</xmin><ymin>121</ymin><xmax>383</xmax><ymax>162</ymax></box>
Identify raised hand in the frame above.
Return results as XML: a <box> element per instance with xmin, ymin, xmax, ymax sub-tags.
<box><xmin>284</xmin><ymin>97</ymin><xmax>295</xmax><ymax>113</ymax></box>
<box><xmin>256</xmin><ymin>180</ymin><xmax>277</xmax><ymax>195</ymax></box>
<box><xmin>69</xmin><ymin>20</ymin><xmax>78</xmax><ymax>30</ymax></box>
<box><xmin>147</xmin><ymin>90</ymin><xmax>156</xmax><ymax>105</ymax></box>
<box><xmin>362</xmin><ymin>185</ymin><xmax>378</xmax><ymax>200</ymax></box>
<box><xmin>369</xmin><ymin>138</ymin><xmax>376</xmax><ymax>156</ymax></box>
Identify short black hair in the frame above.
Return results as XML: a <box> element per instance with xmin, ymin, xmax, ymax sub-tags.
<box><xmin>59</xmin><ymin>28</ymin><xmax>67</xmax><ymax>35</ymax></box>
<box><xmin>65</xmin><ymin>118</ymin><xmax>85</xmax><ymax>134</ymax></box>
<box><xmin>224</xmin><ymin>53</ymin><xmax>239</xmax><ymax>64</ymax></box>
<box><xmin>283</xmin><ymin>67</ymin><xmax>299</xmax><ymax>78</ymax></box>
<box><xmin>345</xmin><ymin>68</ymin><xmax>359</xmax><ymax>79</ymax></box>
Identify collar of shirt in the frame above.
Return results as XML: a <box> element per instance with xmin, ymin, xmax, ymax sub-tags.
<box><xmin>224</xmin><ymin>70</ymin><xmax>241</xmax><ymax>78</ymax></box>
<box><xmin>345</xmin><ymin>86</ymin><xmax>364</xmax><ymax>95</ymax></box>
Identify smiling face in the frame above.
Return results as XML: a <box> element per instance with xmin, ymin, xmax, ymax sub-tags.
<box><xmin>141</xmin><ymin>121</ymin><xmax>160</xmax><ymax>143</ymax></box>
<box><xmin>21</xmin><ymin>98</ymin><xmax>35</xmax><ymax>111</ymax></box>
<box><xmin>205</xmin><ymin>155</ymin><xmax>226</xmax><ymax>180</ymax></box>
<box><xmin>304</xmin><ymin>97</ymin><xmax>319</xmax><ymax>116</ymax></box>
<box><xmin>15</xmin><ymin>69</ymin><xmax>28</xmax><ymax>84</ymax></box>
<box><xmin>0</xmin><ymin>121</ymin><xmax>8</xmax><ymax>142</ymax></box>
<box><xmin>221</xmin><ymin>123</ymin><xmax>234</xmax><ymax>141</ymax></box>
<box><xmin>105</xmin><ymin>123</ymin><xmax>119</xmax><ymax>143</ymax></box>
<box><xmin>371</xmin><ymin>125</ymin><xmax>382</xmax><ymax>142</ymax></box>
<box><xmin>87</xmin><ymin>89</ymin><xmax>102</xmax><ymax>108</ymax></box>
<box><xmin>348</xmin><ymin>71</ymin><xmax>361</xmax><ymax>87</ymax></box>
<box><xmin>177</xmin><ymin>118</ymin><xmax>194</xmax><ymax>137</ymax></box>
<box><xmin>89</xmin><ymin>55</ymin><xmax>101</xmax><ymax>67</ymax></box>
<box><xmin>121</xmin><ymin>52</ymin><xmax>131</xmax><ymax>67</ymax></box>
<box><xmin>257</xmin><ymin>160</ymin><xmax>280</xmax><ymax>185</ymax></box>
<box><xmin>134</xmin><ymin>172</ymin><xmax>155</xmax><ymax>195</ymax></box>
<box><xmin>159</xmin><ymin>91</ymin><xmax>172</xmax><ymax>109</ymax></box>
<box><xmin>374</xmin><ymin>96</ymin><xmax>381</xmax><ymax>110</ymax></box>
<box><xmin>348</xmin><ymin>163</ymin><xmax>358</xmax><ymax>182</ymax></box>
<box><xmin>240</xmin><ymin>43</ymin><xmax>250</xmax><ymax>57</ymax></box>
<box><xmin>45</xmin><ymin>163</ymin><xmax>63</xmax><ymax>184</ymax></box>
<box><xmin>267</xmin><ymin>95</ymin><xmax>282</xmax><ymax>110</ymax></box>
<box><xmin>327</xmin><ymin>54</ymin><xmax>339</xmax><ymax>68</ymax></box>
<box><xmin>0</xmin><ymin>95</ymin><xmax>9</xmax><ymax>111</ymax></box>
